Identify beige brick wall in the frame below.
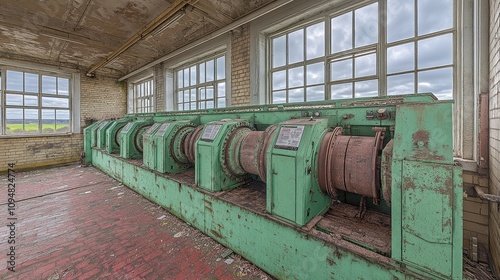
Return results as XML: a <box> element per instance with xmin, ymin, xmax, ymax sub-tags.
<box><xmin>0</xmin><ymin>74</ymin><xmax>126</xmax><ymax>173</ymax></box>
<box><xmin>463</xmin><ymin>171</ymin><xmax>490</xmax><ymax>250</ymax></box>
<box><xmin>80</xmin><ymin>75</ymin><xmax>127</xmax><ymax>128</ymax></box>
<box><xmin>154</xmin><ymin>63</ymin><xmax>165</xmax><ymax>112</ymax></box>
<box><xmin>489</xmin><ymin>0</ymin><xmax>500</xmax><ymax>274</ymax></box>
<box><xmin>231</xmin><ymin>24</ymin><xmax>251</xmax><ymax>106</ymax></box>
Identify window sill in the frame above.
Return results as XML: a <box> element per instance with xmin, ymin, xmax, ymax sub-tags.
<box><xmin>454</xmin><ymin>157</ymin><xmax>479</xmax><ymax>173</ymax></box>
<box><xmin>0</xmin><ymin>132</ymin><xmax>80</xmax><ymax>139</ymax></box>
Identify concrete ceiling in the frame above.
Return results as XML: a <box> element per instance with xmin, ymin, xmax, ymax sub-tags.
<box><xmin>0</xmin><ymin>0</ymin><xmax>274</xmax><ymax>77</ymax></box>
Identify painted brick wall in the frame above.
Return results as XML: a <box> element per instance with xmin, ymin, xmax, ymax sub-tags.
<box><xmin>231</xmin><ymin>24</ymin><xmax>251</xmax><ymax>106</ymax></box>
<box><xmin>0</xmin><ymin>74</ymin><xmax>126</xmax><ymax>173</ymax></box>
<box><xmin>154</xmin><ymin>62</ymin><xmax>165</xmax><ymax>112</ymax></box>
<box><xmin>489</xmin><ymin>0</ymin><xmax>500</xmax><ymax>274</ymax></box>
<box><xmin>80</xmin><ymin>75</ymin><xmax>127</xmax><ymax>127</ymax></box>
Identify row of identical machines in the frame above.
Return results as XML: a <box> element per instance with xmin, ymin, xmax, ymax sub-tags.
<box><xmin>84</xmin><ymin>94</ymin><xmax>463</xmax><ymax>279</ymax></box>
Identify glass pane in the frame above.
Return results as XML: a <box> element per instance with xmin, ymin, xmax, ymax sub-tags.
<box><xmin>184</xmin><ymin>91</ymin><xmax>190</xmax><ymax>102</ymax></box>
<box><xmin>387</xmin><ymin>0</ymin><xmax>414</xmax><ymax>43</ymax></box>
<box><xmin>42</xmin><ymin>109</ymin><xmax>56</xmax><ymax>132</ymax></box>
<box><xmin>217</xmin><ymin>82</ymin><xmax>226</xmax><ymax>97</ymax></box>
<box><xmin>217</xmin><ymin>98</ymin><xmax>226</xmax><ymax>108</ymax></box>
<box><xmin>183</xmin><ymin>68</ymin><xmax>190</xmax><ymax>87</ymax></box>
<box><xmin>42</xmin><ymin>75</ymin><xmax>57</xmax><ymax>94</ymax></box>
<box><xmin>418</xmin><ymin>34</ymin><xmax>453</xmax><ymax>69</ymax></box>
<box><xmin>331</xmin><ymin>83</ymin><xmax>353</xmax><ymax>99</ymax></box>
<box><xmin>273</xmin><ymin>90</ymin><xmax>286</xmax><ymax>104</ymax></box>
<box><xmin>206</xmin><ymin>100</ymin><xmax>214</xmax><ymax>109</ymax></box>
<box><xmin>177</xmin><ymin>70</ymin><xmax>183</xmax><ymax>88</ymax></box>
<box><xmin>190</xmin><ymin>66</ymin><xmax>196</xmax><ymax>85</ymax></box>
<box><xmin>58</xmin><ymin>78</ymin><xmax>69</xmax><ymax>95</ymax></box>
<box><xmin>355</xmin><ymin>53</ymin><xmax>376</xmax><ymax>77</ymax></box>
<box><xmin>25</xmin><ymin>95</ymin><xmax>38</xmax><ymax>106</ymax></box>
<box><xmin>206</xmin><ymin>60</ymin><xmax>214</xmax><ymax>82</ymax></box>
<box><xmin>418</xmin><ymin>0</ymin><xmax>453</xmax><ymax>36</ymax></box>
<box><xmin>184</xmin><ymin>103</ymin><xmax>190</xmax><ymax>110</ymax></box>
<box><xmin>42</xmin><ymin>97</ymin><xmax>69</xmax><ymax>108</ymax></box>
<box><xmin>354</xmin><ymin>79</ymin><xmax>378</xmax><ymax>98</ymax></box>
<box><xmin>25</xmin><ymin>73</ymin><xmax>39</xmax><ymax>93</ymax></box>
<box><xmin>331</xmin><ymin>59</ymin><xmax>352</xmax><ymax>81</ymax></box>
<box><xmin>288</xmin><ymin>29</ymin><xmax>304</xmax><ymax>64</ymax></box>
<box><xmin>56</xmin><ymin>110</ymin><xmax>70</xmax><ymax>132</ymax></box>
<box><xmin>387</xmin><ymin>42</ymin><xmax>415</xmax><ymax>74</ymax></box>
<box><xmin>306</xmin><ymin>86</ymin><xmax>325</xmax><ymax>101</ymax></box>
<box><xmin>216</xmin><ymin>56</ymin><xmax>225</xmax><ymax>79</ymax></box>
<box><xmin>177</xmin><ymin>103</ymin><xmax>183</xmax><ymax>111</ymax></box>
<box><xmin>190</xmin><ymin>102</ymin><xmax>197</xmax><ymax>110</ymax></box>
<box><xmin>190</xmin><ymin>89</ymin><xmax>196</xmax><ymax>102</ymax></box>
<box><xmin>6</xmin><ymin>94</ymin><xmax>23</xmax><ymax>106</ymax></box>
<box><xmin>178</xmin><ymin>90</ymin><xmax>183</xmax><ymax>103</ymax></box>
<box><xmin>355</xmin><ymin>3</ymin><xmax>378</xmax><ymax>47</ymax></box>
<box><xmin>306</xmin><ymin>62</ymin><xmax>324</xmax><ymax>86</ymax></box>
<box><xmin>25</xmin><ymin>109</ymin><xmax>39</xmax><ymax>133</ymax></box>
<box><xmin>288</xmin><ymin>88</ymin><xmax>304</xmax><ymax>103</ymax></box>
<box><xmin>199</xmin><ymin>87</ymin><xmax>206</xmax><ymax>100</ymax></box>
<box><xmin>418</xmin><ymin>67</ymin><xmax>453</xmax><ymax>100</ymax></box>
<box><xmin>331</xmin><ymin>12</ymin><xmax>352</xmax><ymax>53</ymax></box>
<box><xmin>206</xmin><ymin>86</ymin><xmax>214</xmax><ymax>99</ymax></box>
<box><xmin>199</xmin><ymin>63</ymin><xmax>205</xmax><ymax>84</ymax></box>
<box><xmin>288</xmin><ymin>66</ymin><xmax>304</xmax><ymax>88</ymax></box>
<box><xmin>6</xmin><ymin>70</ymin><xmax>23</xmax><ymax>91</ymax></box>
<box><xmin>306</xmin><ymin>22</ymin><xmax>325</xmax><ymax>59</ymax></box>
<box><xmin>388</xmin><ymin>73</ymin><xmax>415</xmax><ymax>95</ymax></box>
<box><xmin>272</xmin><ymin>70</ymin><xmax>286</xmax><ymax>90</ymax></box>
<box><xmin>6</xmin><ymin>108</ymin><xmax>23</xmax><ymax>134</ymax></box>
<box><xmin>199</xmin><ymin>101</ymin><xmax>205</xmax><ymax>109</ymax></box>
<box><xmin>273</xmin><ymin>35</ymin><xmax>286</xmax><ymax>67</ymax></box>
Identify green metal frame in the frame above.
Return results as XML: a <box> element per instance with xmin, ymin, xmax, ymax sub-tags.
<box><xmin>85</xmin><ymin>94</ymin><xmax>463</xmax><ymax>279</ymax></box>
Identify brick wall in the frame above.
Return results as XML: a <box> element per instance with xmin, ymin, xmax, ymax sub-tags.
<box><xmin>463</xmin><ymin>171</ymin><xmax>490</xmax><ymax>251</ymax></box>
<box><xmin>80</xmin><ymin>75</ymin><xmax>127</xmax><ymax>127</ymax></box>
<box><xmin>154</xmin><ymin>63</ymin><xmax>165</xmax><ymax>112</ymax></box>
<box><xmin>0</xmin><ymin>74</ymin><xmax>126</xmax><ymax>173</ymax></box>
<box><xmin>231</xmin><ymin>24</ymin><xmax>251</xmax><ymax>106</ymax></box>
<box><xmin>489</xmin><ymin>0</ymin><xmax>500</xmax><ymax>274</ymax></box>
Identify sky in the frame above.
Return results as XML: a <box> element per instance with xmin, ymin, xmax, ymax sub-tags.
<box><xmin>271</xmin><ymin>0</ymin><xmax>454</xmax><ymax>103</ymax></box>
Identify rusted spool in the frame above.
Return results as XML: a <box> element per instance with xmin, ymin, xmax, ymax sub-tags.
<box><xmin>221</xmin><ymin>125</ymin><xmax>253</xmax><ymax>177</ymax></box>
<box><xmin>171</xmin><ymin>125</ymin><xmax>195</xmax><ymax>164</ymax></box>
<box><xmin>319</xmin><ymin>127</ymin><xmax>385</xmax><ymax>201</ymax></box>
<box><xmin>256</xmin><ymin>125</ymin><xmax>277</xmax><ymax>183</ymax></box>
<box><xmin>134</xmin><ymin>124</ymin><xmax>152</xmax><ymax>153</ymax></box>
<box><xmin>183</xmin><ymin>125</ymin><xmax>204</xmax><ymax>163</ymax></box>
<box><xmin>114</xmin><ymin>126</ymin><xmax>125</xmax><ymax>147</ymax></box>
<box><xmin>239</xmin><ymin>131</ymin><xmax>263</xmax><ymax>176</ymax></box>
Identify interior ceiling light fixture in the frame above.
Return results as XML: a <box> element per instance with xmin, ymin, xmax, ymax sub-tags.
<box><xmin>149</xmin><ymin>9</ymin><xmax>185</xmax><ymax>37</ymax></box>
<box><xmin>39</xmin><ymin>32</ymin><xmax>87</xmax><ymax>45</ymax></box>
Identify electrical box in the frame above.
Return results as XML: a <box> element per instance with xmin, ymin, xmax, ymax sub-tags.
<box><xmin>105</xmin><ymin>118</ymin><xmax>131</xmax><ymax>154</ymax></box>
<box><xmin>196</xmin><ymin>119</ymin><xmax>253</xmax><ymax>192</ymax></box>
<box><xmin>266</xmin><ymin>118</ymin><xmax>331</xmax><ymax>226</ymax></box>
<box><xmin>119</xmin><ymin>119</ymin><xmax>153</xmax><ymax>159</ymax></box>
<box><xmin>96</xmin><ymin>120</ymin><xmax>114</xmax><ymax>149</ymax></box>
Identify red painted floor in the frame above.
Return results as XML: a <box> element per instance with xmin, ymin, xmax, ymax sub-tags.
<box><xmin>0</xmin><ymin>164</ymin><xmax>271</xmax><ymax>279</ymax></box>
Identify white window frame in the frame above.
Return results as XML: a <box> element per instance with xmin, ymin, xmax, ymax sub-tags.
<box><xmin>132</xmin><ymin>77</ymin><xmax>155</xmax><ymax>113</ymax></box>
<box><xmin>174</xmin><ymin>53</ymin><xmax>227</xmax><ymax>111</ymax></box>
<box><xmin>0</xmin><ymin>61</ymin><xmax>80</xmax><ymax>136</ymax></box>
<box><xmin>251</xmin><ymin>0</ymin><xmax>485</xmax><ymax>165</ymax></box>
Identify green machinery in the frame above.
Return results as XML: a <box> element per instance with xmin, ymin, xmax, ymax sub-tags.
<box><xmin>96</xmin><ymin>120</ymin><xmax>115</xmax><ymax>149</ymax></box>
<box><xmin>83</xmin><ymin>94</ymin><xmax>463</xmax><ymax>279</ymax></box>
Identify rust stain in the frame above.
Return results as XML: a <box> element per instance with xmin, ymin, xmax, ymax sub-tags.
<box><xmin>210</xmin><ymin>230</ymin><xmax>223</xmax><ymax>239</ymax></box>
<box><xmin>412</xmin><ymin>130</ymin><xmax>429</xmax><ymax>143</ymax></box>
<box><xmin>28</xmin><ymin>143</ymin><xmax>63</xmax><ymax>153</ymax></box>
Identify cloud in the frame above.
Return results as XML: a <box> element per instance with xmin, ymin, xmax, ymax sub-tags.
<box><xmin>387</xmin><ymin>0</ymin><xmax>414</xmax><ymax>43</ymax></box>
<box><xmin>418</xmin><ymin>0</ymin><xmax>453</xmax><ymax>35</ymax></box>
<box><xmin>355</xmin><ymin>3</ymin><xmax>378</xmax><ymax>47</ymax></box>
<box><xmin>288</xmin><ymin>29</ymin><xmax>304</xmax><ymax>63</ymax></box>
<box><xmin>306</xmin><ymin>22</ymin><xmax>325</xmax><ymax>59</ymax></box>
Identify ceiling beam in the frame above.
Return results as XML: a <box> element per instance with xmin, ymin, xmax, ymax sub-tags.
<box><xmin>85</xmin><ymin>0</ymin><xmax>199</xmax><ymax>77</ymax></box>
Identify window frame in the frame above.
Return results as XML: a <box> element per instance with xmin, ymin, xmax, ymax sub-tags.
<box><xmin>173</xmin><ymin>52</ymin><xmax>227</xmax><ymax>111</ymax></box>
<box><xmin>251</xmin><ymin>0</ymin><xmax>483</xmax><ymax>164</ymax></box>
<box><xmin>132</xmin><ymin>77</ymin><xmax>155</xmax><ymax>113</ymax></box>
<box><xmin>0</xmin><ymin>66</ymin><xmax>76</xmax><ymax>136</ymax></box>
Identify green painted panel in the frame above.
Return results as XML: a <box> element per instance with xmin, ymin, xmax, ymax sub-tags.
<box><xmin>270</xmin><ymin>155</ymin><xmax>296</xmax><ymax>222</ymax></box>
<box><xmin>402</xmin><ymin>160</ymin><xmax>454</xmax><ymax>278</ymax></box>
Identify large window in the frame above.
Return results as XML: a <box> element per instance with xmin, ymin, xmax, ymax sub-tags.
<box><xmin>175</xmin><ymin>54</ymin><xmax>226</xmax><ymax>111</ymax></box>
<box><xmin>133</xmin><ymin>77</ymin><xmax>154</xmax><ymax>113</ymax></box>
<box><xmin>269</xmin><ymin>0</ymin><xmax>454</xmax><ymax>103</ymax></box>
<box><xmin>0</xmin><ymin>68</ymin><xmax>71</xmax><ymax>135</ymax></box>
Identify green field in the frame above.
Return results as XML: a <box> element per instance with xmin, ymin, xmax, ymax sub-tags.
<box><xmin>6</xmin><ymin>123</ymin><xmax>69</xmax><ymax>133</ymax></box>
